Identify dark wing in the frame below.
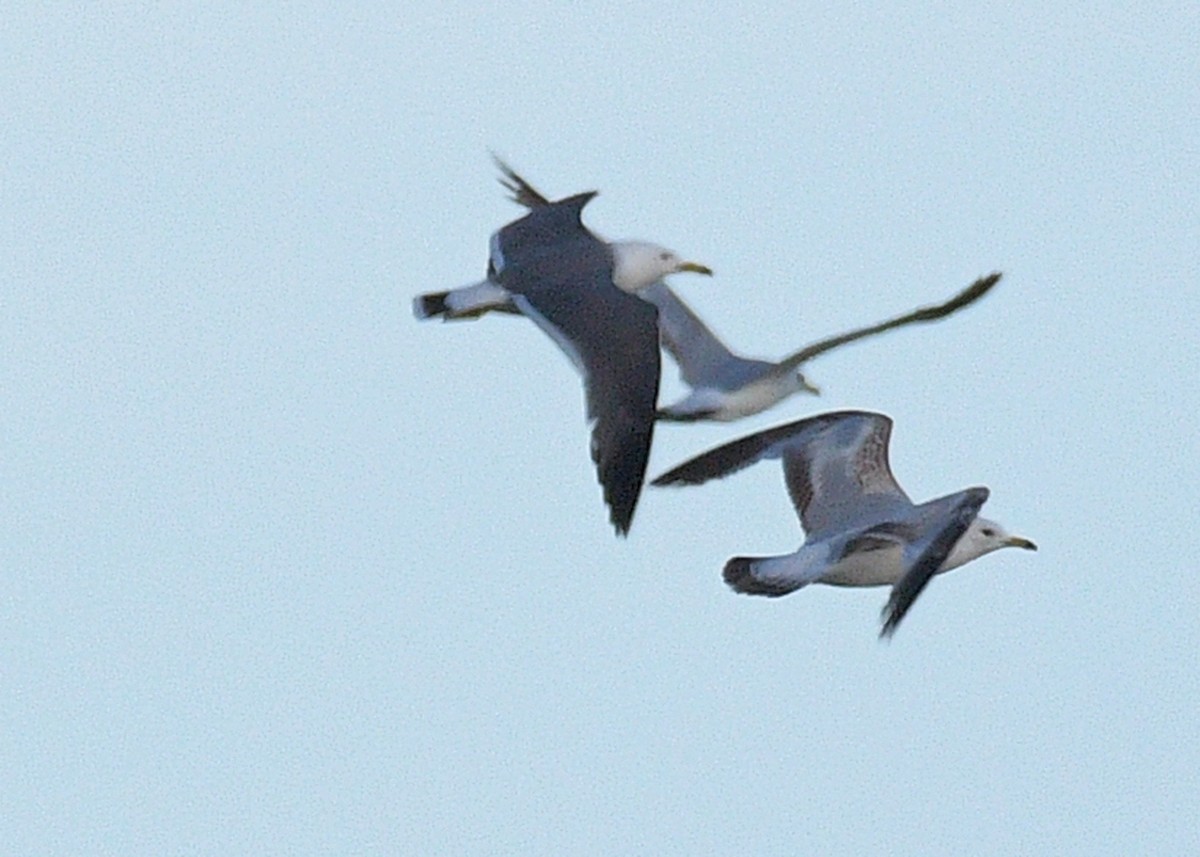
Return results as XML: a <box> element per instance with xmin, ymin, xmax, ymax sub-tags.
<box><xmin>492</xmin><ymin>191</ymin><xmax>599</xmax><ymax>271</ymax></box>
<box><xmin>651</xmin><ymin>411</ymin><xmax>856</xmax><ymax>488</ymax></box>
<box><xmin>486</xmin><ymin>165</ymin><xmax>766</xmax><ymax>392</ymax></box>
<box><xmin>504</xmin><ymin>237</ymin><xmax>660</xmax><ymax>536</ymax></box>
<box><xmin>492</xmin><ymin>155</ymin><xmax>554</xmax><ymax>209</ymax></box>
<box><xmin>774</xmin><ymin>273</ymin><xmax>1001</xmax><ymax>374</ymax></box>
<box><xmin>879</xmin><ymin>487</ymin><xmax>990</xmax><ymax>638</ymax></box>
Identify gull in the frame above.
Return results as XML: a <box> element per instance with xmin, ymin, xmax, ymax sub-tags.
<box><xmin>416</xmin><ymin>160</ymin><xmax>999</xmax><ymax>422</ymax></box>
<box><xmin>647</xmin><ymin>272</ymin><xmax>1000</xmax><ymax>421</ymax></box>
<box><xmin>652</xmin><ymin>410</ymin><xmax>1036</xmax><ymax>637</ymax></box>
<box><xmin>412</xmin><ymin>157</ymin><xmax>712</xmax><ymax>322</ymax></box>
<box><xmin>418</xmin><ymin>174</ymin><xmax>712</xmax><ymax>535</ymax></box>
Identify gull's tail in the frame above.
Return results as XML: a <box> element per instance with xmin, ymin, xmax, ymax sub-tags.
<box><xmin>723</xmin><ymin>556</ymin><xmax>808</xmax><ymax>597</ymax></box>
<box><xmin>413</xmin><ymin>291</ymin><xmax>451</xmax><ymax>320</ymax></box>
<box><xmin>412</xmin><ymin>281</ymin><xmax>518</xmax><ymax>321</ymax></box>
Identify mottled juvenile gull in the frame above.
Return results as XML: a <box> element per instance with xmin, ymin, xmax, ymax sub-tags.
<box><xmin>419</xmin><ymin>172</ymin><xmax>711</xmax><ymax>535</ymax></box>
<box><xmin>417</xmin><ymin>161</ymin><xmax>999</xmax><ymax>423</ymax></box>
<box><xmin>652</xmin><ymin>411</ymin><xmax>1036</xmax><ymax>637</ymax></box>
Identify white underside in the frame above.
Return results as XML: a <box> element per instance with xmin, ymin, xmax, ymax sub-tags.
<box><xmin>817</xmin><ymin>542</ymin><xmax>913</xmax><ymax>587</ymax></box>
<box><xmin>664</xmin><ymin>379</ymin><xmax>790</xmax><ymax>421</ymax></box>
<box><xmin>752</xmin><ymin>539</ymin><xmax>961</xmax><ymax>591</ymax></box>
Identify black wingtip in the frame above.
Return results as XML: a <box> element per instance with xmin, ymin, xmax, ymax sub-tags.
<box><xmin>966</xmin><ymin>271</ymin><xmax>1003</xmax><ymax>300</ymax></box>
<box><xmin>878</xmin><ymin>596</ymin><xmax>914</xmax><ymax>639</ymax></box>
<box><xmin>906</xmin><ymin>271</ymin><xmax>1003</xmax><ymax>323</ymax></box>
<box><xmin>606</xmin><ymin>474</ymin><xmax>640</xmax><ymax>537</ymax></box>
<box><xmin>594</xmin><ymin>427</ymin><xmax>652</xmax><ymax>539</ymax></box>
<box><xmin>650</xmin><ymin>460</ymin><xmax>711</xmax><ymax>487</ymax></box>
<box><xmin>561</xmin><ymin>190</ymin><xmax>599</xmax><ymax>212</ymax></box>
<box><xmin>602</xmin><ymin>463</ymin><xmax>645</xmax><ymax>538</ymax></box>
<box><xmin>605</xmin><ymin>494</ymin><xmax>638</xmax><ymax>538</ymax></box>
<box><xmin>491</xmin><ymin>153</ymin><xmax>556</xmax><ymax>210</ymax></box>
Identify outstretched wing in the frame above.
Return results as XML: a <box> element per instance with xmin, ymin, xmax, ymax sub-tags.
<box><xmin>492</xmin><ymin>191</ymin><xmax>600</xmax><ymax>272</ymax></box>
<box><xmin>879</xmin><ymin>487</ymin><xmax>990</xmax><ymax>638</ymax></box>
<box><xmin>652</xmin><ymin>411</ymin><xmax>853</xmax><ymax>487</ymax></box>
<box><xmin>505</xmin><ymin>235</ymin><xmax>660</xmax><ymax>536</ymax></box>
<box><xmin>640</xmin><ymin>282</ymin><xmax>771</xmax><ymax>390</ymax></box>
<box><xmin>778</xmin><ymin>411</ymin><xmax>910</xmax><ymax>535</ymax></box>
<box><xmin>774</xmin><ymin>273</ymin><xmax>1001</xmax><ymax>374</ymax></box>
<box><xmin>653</xmin><ymin>410</ymin><xmax>908</xmax><ymax>534</ymax></box>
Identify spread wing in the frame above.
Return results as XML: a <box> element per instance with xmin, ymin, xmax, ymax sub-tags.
<box><xmin>879</xmin><ymin>487</ymin><xmax>990</xmax><ymax>638</ymax></box>
<box><xmin>653</xmin><ymin>411</ymin><xmax>908</xmax><ymax>534</ymax></box>
<box><xmin>652</xmin><ymin>411</ymin><xmax>852</xmax><ymax>487</ymax></box>
<box><xmin>640</xmin><ymin>282</ymin><xmax>773</xmax><ymax>390</ymax></box>
<box><xmin>491</xmin><ymin>191</ymin><xmax>600</xmax><ymax>274</ymax></box>
<box><xmin>780</xmin><ymin>412</ymin><xmax>911</xmax><ymax>536</ymax></box>
<box><xmin>774</xmin><ymin>273</ymin><xmax>1001</xmax><ymax>374</ymax></box>
<box><xmin>505</xmin><ymin>236</ymin><xmax>660</xmax><ymax>536</ymax></box>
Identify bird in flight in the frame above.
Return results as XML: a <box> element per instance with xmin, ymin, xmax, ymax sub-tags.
<box><xmin>417</xmin><ymin>159</ymin><xmax>999</xmax><ymax>423</ymax></box>
<box><xmin>416</xmin><ymin>166</ymin><xmax>712</xmax><ymax>535</ymax></box>
<box><xmin>653</xmin><ymin>410</ymin><xmax>1036</xmax><ymax>637</ymax></box>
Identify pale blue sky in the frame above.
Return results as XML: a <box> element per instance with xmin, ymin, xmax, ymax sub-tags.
<box><xmin>3</xmin><ymin>4</ymin><xmax>1198</xmax><ymax>855</ymax></box>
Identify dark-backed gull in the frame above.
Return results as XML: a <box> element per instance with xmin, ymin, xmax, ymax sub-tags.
<box><xmin>420</xmin><ymin>173</ymin><xmax>711</xmax><ymax>535</ymax></box>
<box><xmin>418</xmin><ymin>161</ymin><xmax>998</xmax><ymax>423</ymax></box>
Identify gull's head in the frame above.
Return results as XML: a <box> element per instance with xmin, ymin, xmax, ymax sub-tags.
<box><xmin>611</xmin><ymin>240</ymin><xmax>712</xmax><ymax>293</ymax></box>
<box><xmin>944</xmin><ymin>516</ymin><xmax>1037</xmax><ymax>570</ymax></box>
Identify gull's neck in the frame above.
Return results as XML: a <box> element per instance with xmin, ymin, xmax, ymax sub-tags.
<box><xmin>611</xmin><ymin>241</ymin><xmax>661</xmax><ymax>293</ymax></box>
<box><xmin>940</xmin><ymin>532</ymin><xmax>990</xmax><ymax>572</ymax></box>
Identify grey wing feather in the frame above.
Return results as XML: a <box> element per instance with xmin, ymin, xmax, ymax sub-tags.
<box><xmin>652</xmin><ymin>410</ymin><xmax>880</xmax><ymax>494</ymax></box>
<box><xmin>781</xmin><ymin>412</ymin><xmax>910</xmax><ymax>535</ymax></box>
<box><xmin>879</xmin><ymin>487</ymin><xmax>990</xmax><ymax>638</ymax></box>
<box><xmin>640</xmin><ymin>282</ymin><xmax>772</xmax><ymax>390</ymax></box>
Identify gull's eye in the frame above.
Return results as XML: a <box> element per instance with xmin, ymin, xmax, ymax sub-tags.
<box><xmin>981</xmin><ymin>527</ymin><xmax>996</xmax><ymax>537</ymax></box>
<box><xmin>659</xmin><ymin>252</ymin><xmax>671</xmax><ymax>261</ymax></box>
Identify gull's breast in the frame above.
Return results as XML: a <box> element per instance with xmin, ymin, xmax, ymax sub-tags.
<box><xmin>817</xmin><ymin>541</ymin><xmax>907</xmax><ymax>587</ymax></box>
<box><xmin>711</xmin><ymin>378</ymin><xmax>790</xmax><ymax>421</ymax></box>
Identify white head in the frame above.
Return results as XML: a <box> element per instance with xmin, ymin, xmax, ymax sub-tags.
<box><xmin>942</xmin><ymin>516</ymin><xmax>1037</xmax><ymax>572</ymax></box>
<box><xmin>610</xmin><ymin>240</ymin><xmax>713</xmax><ymax>293</ymax></box>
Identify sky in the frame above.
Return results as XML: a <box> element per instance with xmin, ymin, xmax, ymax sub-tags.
<box><xmin>3</xmin><ymin>4</ymin><xmax>1198</xmax><ymax>855</ymax></box>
